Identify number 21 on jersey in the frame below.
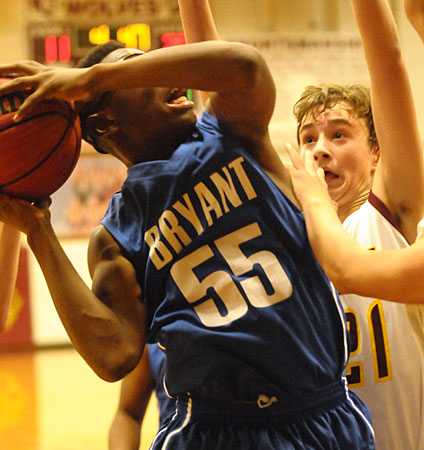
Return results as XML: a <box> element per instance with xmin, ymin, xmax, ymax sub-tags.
<box><xmin>345</xmin><ymin>299</ymin><xmax>392</xmax><ymax>387</ymax></box>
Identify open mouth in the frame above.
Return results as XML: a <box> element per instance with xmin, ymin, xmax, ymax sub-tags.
<box><xmin>166</xmin><ymin>88</ymin><xmax>194</xmax><ymax>109</ymax></box>
<box><xmin>324</xmin><ymin>170</ymin><xmax>339</xmax><ymax>184</ymax></box>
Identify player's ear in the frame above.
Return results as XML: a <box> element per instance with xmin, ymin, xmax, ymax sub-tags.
<box><xmin>371</xmin><ymin>146</ymin><xmax>380</xmax><ymax>173</ymax></box>
<box><xmin>85</xmin><ymin>113</ymin><xmax>118</xmax><ymax>138</ymax></box>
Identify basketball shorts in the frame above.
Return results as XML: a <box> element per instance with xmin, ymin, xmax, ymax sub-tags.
<box><xmin>149</xmin><ymin>378</ymin><xmax>375</xmax><ymax>450</ymax></box>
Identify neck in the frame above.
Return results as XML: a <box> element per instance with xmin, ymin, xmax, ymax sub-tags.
<box><xmin>337</xmin><ymin>189</ymin><xmax>370</xmax><ymax>223</ymax></box>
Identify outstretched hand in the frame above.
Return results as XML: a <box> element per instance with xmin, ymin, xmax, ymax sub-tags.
<box><xmin>285</xmin><ymin>143</ymin><xmax>337</xmax><ymax>212</ymax></box>
<box><xmin>0</xmin><ymin>193</ymin><xmax>52</xmax><ymax>237</ymax></box>
<box><xmin>0</xmin><ymin>61</ymin><xmax>92</xmax><ymax>121</ymax></box>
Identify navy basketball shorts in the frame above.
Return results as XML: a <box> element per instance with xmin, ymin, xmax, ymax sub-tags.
<box><xmin>149</xmin><ymin>379</ymin><xmax>375</xmax><ymax>450</ymax></box>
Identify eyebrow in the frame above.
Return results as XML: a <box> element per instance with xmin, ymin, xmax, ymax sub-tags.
<box><xmin>299</xmin><ymin>118</ymin><xmax>353</xmax><ymax>135</ymax></box>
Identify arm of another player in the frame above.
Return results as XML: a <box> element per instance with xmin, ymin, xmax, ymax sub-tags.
<box><xmin>178</xmin><ymin>0</ymin><xmax>220</xmax><ymax>105</ymax></box>
<box><xmin>0</xmin><ymin>222</ymin><xmax>20</xmax><ymax>333</ymax></box>
<box><xmin>404</xmin><ymin>0</ymin><xmax>424</xmax><ymax>42</ymax></box>
<box><xmin>350</xmin><ymin>0</ymin><xmax>424</xmax><ymax>243</ymax></box>
<box><xmin>178</xmin><ymin>0</ymin><xmax>291</xmax><ymax>192</ymax></box>
<box><xmin>286</xmin><ymin>145</ymin><xmax>424</xmax><ymax>303</ymax></box>
<box><xmin>0</xmin><ymin>193</ymin><xmax>147</xmax><ymax>381</ymax></box>
<box><xmin>108</xmin><ymin>347</ymin><xmax>155</xmax><ymax>450</ymax></box>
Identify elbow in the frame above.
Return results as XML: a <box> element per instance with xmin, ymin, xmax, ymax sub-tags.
<box><xmin>100</xmin><ymin>348</ymin><xmax>140</xmax><ymax>383</ymax></box>
<box><xmin>331</xmin><ymin>276</ymin><xmax>354</xmax><ymax>296</ymax></box>
<box><xmin>324</xmin><ymin>263</ymin><xmax>356</xmax><ymax>296</ymax></box>
<box><xmin>79</xmin><ymin>341</ymin><xmax>142</xmax><ymax>383</ymax></box>
<box><xmin>225</xmin><ymin>42</ymin><xmax>274</xmax><ymax>92</ymax></box>
<box><xmin>96</xmin><ymin>356</ymin><xmax>139</xmax><ymax>383</ymax></box>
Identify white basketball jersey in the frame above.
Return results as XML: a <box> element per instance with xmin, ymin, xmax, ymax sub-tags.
<box><xmin>343</xmin><ymin>193</ymin><xmax>424</xmax><ymax>450</ymax></box>
<box><xmin>406</xmin><ymin>219</ymin><xmax>424</xmax><ymax>372</ymax></box>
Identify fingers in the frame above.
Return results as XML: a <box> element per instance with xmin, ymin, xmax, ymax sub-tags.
<box><xmin>0</xmin><ymin>76</ymin><xmax>34</xmax><ymax>96</ymax></box>
<box><xmin>12</xmin><ymin>88</ymin><xmax>46</xmax><ymax>121</ymax></box>
<box><xmin>0</xmin><ymin>192</ymin><xmax>52</xmax><ymax>235</ymax></box>
<box><xmin>303</xmin><ymin>150</ymin><xmax>315</xmax><ymax>174</ymax></box>
<box><xmin>0</xmin><ymin>63</ymin><xmax>52</xmax><ymax>120</ymax></box>
<box><xmin>316</xmin><ymin>167</ymin><xmax>326</xmax><ymax>183</ymax></box>
<box><xmin>34</xmin><ymin>196</ymin><xmax>52</xmax><ymax>209</ymax></box>
<box><xmin>285</xmin><ymin>143</ymin><xmax>316</xmax><ymax>175</ymax></box>
<box><xmin>0</xmin><ymin>61</ymin><xmax>46</xmax><ymax>78</ymax></box>
<box><xmin>0</xmin><ymin>76</ymin><xmax>40</xmax><ymax>121</ymax></box>
<box><xmin>285</xmin><ymin>143</ymin><xmax>301</xmax><ymax>167</ymax></box>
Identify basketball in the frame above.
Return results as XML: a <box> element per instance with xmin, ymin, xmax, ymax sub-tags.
<box><xmin>0</xmin><ymin>78</ymin><xmax>82</xmax><ymax>202</ymax></box>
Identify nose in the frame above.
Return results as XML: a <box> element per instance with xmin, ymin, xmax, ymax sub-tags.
<box><xmin>311</xmin><ymin>136</ymin><xmax>332</xmax><ymax>163</ymax></box>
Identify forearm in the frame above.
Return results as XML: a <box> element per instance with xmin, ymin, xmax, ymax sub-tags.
<box><xmin>27</xmin><ymin>220</ymin><xmax>143</xmax><ymax>381</ymax></box>
<box><xmin>88</xmin><ymin>41</ymin><xmax>265</xmax><ymax>97</ymax></box>
<box><xmin>351</xmin><ymin>0</ymin><xmax>402</xmax><ymax>70</ymax></box>
<box><xmin>108</xmin><ymin>412</ymin><xmax>141</xmax><ymax>450</ymax></box>
<box><xmin>179</xmin><ymin>0</ymin><xmax>219</xmax><ymax>43</ymax></box>
<box><xmin>301</xmin><ymin>197</ymin><xmax>368</xmax><ymax>294</ymax></box>
<box><xmin>350</xmin><ymin>0</ymin><xmax>415</xmax><ymax>125</ymax></box>
<box><xmin>178</xmin><ymin>0</ymin><xmax>220</xmax><ymax>104</ymax></box>
<box><xmin>302</xmin><ymin>196</ymin><xmax>424</xmax><ymax>302</ymax></box>
<box><xmin>0</xmin><ymin>225</ymin><xmax>20</xmax><ymax>332</ymax></box>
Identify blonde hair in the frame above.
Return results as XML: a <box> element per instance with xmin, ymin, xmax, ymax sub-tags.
<box><xmin>293</xmin><ymin>83</ymin><xmax>377</xmax><ymax>147</ymax></box>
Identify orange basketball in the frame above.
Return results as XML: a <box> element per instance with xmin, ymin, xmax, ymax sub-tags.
<box><xmin>0</xmin><ymin>78</ymin><xmax>81</xmax><ymax>202</ymax></box>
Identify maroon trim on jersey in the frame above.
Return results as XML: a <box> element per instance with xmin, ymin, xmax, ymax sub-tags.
<box><xmin>368</xmin><ymin>191</ymin><xmax>404</xmax><ymax>236</ymax></box>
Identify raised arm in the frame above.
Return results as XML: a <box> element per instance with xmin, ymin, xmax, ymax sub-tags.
<box><xmin>404</xmin><ymin>0</ymin><xmax>424</xmax><ymax>42</ymax></box>
<box><xmin>286</xmin><ymin>146</ymin><xmax>424</xmax><ymax>303</ymax></box>
<box><xmin>108</xmin><ymin>348</ymin><xmax>155</xmax><ymax>450</ymax></box>
<box><xmin>178</xmin><ymin>0</ymin><xmax>219</xmax><ymax>44</ymax></box>
<box><xmin>351</xmin><ymin>0</ymin><xmax>424</xmax><ymax>242</ymax></box>
<box><xmin>0</xmin><ymin>41</ymin><xmax>275</xmax><ymax>150</ymax></box>
<box><xmin>178</xmin><ymin>0</ymin><xmax>220</xmax><ymax>105</ymax></box>
<box><xmin>0</xmin><ymin>193</ymin><xmax>146</xmax><ymax>381</ymax></box>
<box><xmin>0</xmin><ymin>223</ymin><xmax>20</xmax><ymax>333</ymax></box>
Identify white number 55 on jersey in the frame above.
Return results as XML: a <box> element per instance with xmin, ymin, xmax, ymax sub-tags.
<box><xmin>171</xmin><ymin>222</ymin><xmax>293</xmax><ymax>327</ymax></box>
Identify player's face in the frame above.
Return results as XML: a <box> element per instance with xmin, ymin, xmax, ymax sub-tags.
<box><xmin>298</xmin><ymin>105</ymin><xmax>378</xmax><ymax>213</ymax></box>
<box><xmin>88</xmin><ymin>47</ymin><xmax>197</xmax><ymax>163</ymax></box>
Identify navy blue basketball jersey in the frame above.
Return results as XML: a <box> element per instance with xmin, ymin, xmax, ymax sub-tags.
<box><xmin>102</xmin><ymin>111</ymin><xmax>349</xmax><ymax>402</ymax></box>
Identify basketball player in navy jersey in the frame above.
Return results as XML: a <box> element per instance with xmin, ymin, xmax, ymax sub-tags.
<box><xmin>0</xmin><ymin>7</ymin><xmax>374</xmax><ymax>449</ymax></box>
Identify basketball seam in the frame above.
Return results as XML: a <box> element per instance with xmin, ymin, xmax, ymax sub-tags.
<box><xmin>0</xmin><ymin>104</ymin><xmax>79</xmax><ymax>191</ymax></box>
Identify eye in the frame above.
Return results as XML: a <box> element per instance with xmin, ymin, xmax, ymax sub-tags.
<box><xmin>302</xmin><ymin>135</ymin><xmax>315</xmax><ymax>144</ymax></box>
<box><xmin>333</xmin><ymin>131</ymin><xmax>344</xmax><ymax>139</ymax></box>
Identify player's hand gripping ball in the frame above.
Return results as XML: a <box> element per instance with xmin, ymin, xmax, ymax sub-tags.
<box><xmin>0</xmin><ymin>77</ymin><xmax>82</xmax><ymax>202</ymax></box>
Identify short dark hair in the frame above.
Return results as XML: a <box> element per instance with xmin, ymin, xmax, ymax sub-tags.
<box><xmin>77</xmin><ymin>40</ymin><xmax>125</xmax><ymax>68</ymax></box>
<box><xmin>77</xmin><ymin>40</ymin><xmax>125</xmax><ymax>153</ymax></box>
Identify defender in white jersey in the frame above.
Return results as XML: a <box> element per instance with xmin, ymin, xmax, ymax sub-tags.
<box><xmin>293</xmin><ymin>0</ymin><xmax>424</xmax><ymax>448</ymax></box>
<box><xmin>286</xmin><ymin>139</ymin><xmax>424</xmax><ymax>450</ymax></box>
<box><xmin>404</xmin><ymin>0</ymin><xmax>424</xmax><ymax>379</ymax></box>
<box><xmin>343</xmin><ymin>194</ymin><xmax>424</xmax><ymax>450</ymax></box>
<box><xmin>406</xmin><ymin>218</ymin><xmax>424</xmax><ymax>365</ymax></box>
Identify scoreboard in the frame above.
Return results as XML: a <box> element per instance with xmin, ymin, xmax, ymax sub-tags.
<box><xmin>28</xmin><ymin>19</ymin><xmax>184</xmax><ymax>66</ymax></box>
